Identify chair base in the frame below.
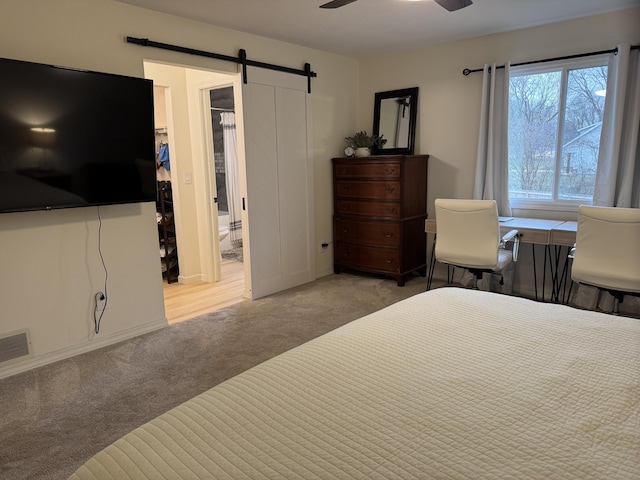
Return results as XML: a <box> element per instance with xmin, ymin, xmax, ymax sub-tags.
<box><xmin>439</xmin><ymin>266</ymin><xmax>508</xmax><ymax>293</ymax></box>
<box><xmin>469</xmin><ymin>269</ymin><xmax>493</xmax><ymax>290</ymax></box>
<box><xmin>610</xmin><ymin>290</ymin><xmax>626</xmax><ymax>315</ymax></box>
<box><xmin>601</xmin><ymin>288</ymin><xmax>639</xmax><ymax>315</ymax></box>
<box><xmin>576</xmin><ymin>284</ymin><xmax>640</xmax><ymax>316</ymax></box>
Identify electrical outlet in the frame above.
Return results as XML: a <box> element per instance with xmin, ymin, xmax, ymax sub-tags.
<box><xmin>95</xmin><ymin>292</ymin><xmax>106</xmax><ymax>312</ymax></box>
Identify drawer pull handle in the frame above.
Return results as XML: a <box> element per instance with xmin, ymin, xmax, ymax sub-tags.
<box><xmin>385</xmin><ymin>168</ymin><xmax>397</xmax><ymax>174</ymax></box>
<box><xmin>386</xmin><ymin>258</ymin><xmax>394</xmax><ymax>264</ymax></box>
<box><xmin>342</xmin><ymin>228</ymin><xmax>350</xmax><ymax>233</ymax></box>
<box><xmin>339</xmin><ymin>168</ymin><xmax>348</xmax><ymax>174</ymax></box>
<box><xmin>386</xmin><ymin>187</ymin><xmax>396</xmax><ymax>193</ymax></box>
<box><xmin>385</xmin><ymin>207</ymin><xmax>396</xmax><ymax>213</ymax></box>
<box><xmin>385</xmin><ymin>233</ymin><xmax>394</xmax><ymax>238</ymax></box>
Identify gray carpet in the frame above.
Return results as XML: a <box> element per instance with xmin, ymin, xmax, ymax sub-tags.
<box><xmin>0</xmin><ymin>272</ymin><xmax>431</xmax><ymax>480</ymax></box>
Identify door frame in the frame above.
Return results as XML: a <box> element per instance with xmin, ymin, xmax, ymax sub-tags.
<box><xmin>194</xmin><ymin>73</ymin><xmax>246</xmax><ymax>286</ymax></box>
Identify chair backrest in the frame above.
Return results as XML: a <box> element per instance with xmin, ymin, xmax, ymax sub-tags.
<box><xmin>434</xmin><ymin>199</ymin><xmax>500</xmax><ymax>269</ymax></box>
<box><xmin>572</xmin><ymin>205</ymin><xmax>640</xmax><ymax>293</ymax></box>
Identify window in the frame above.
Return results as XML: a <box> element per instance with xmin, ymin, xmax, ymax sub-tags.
<box><xmin>508</xmin><ymin>56</ymin><xmax>608</xmax><ymax>209</ymax></box>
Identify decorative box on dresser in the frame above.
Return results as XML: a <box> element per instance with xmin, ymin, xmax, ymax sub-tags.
<box><xmin>332</xmin><ymin>155</ymin><xmax>429</xmax><ymax>286</ymax></box>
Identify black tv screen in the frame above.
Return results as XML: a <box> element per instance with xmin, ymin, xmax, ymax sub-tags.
<box><xmin>0</xmin><ymin>57</ymin><xmax>156</xmax><ymax>213</ymax></box>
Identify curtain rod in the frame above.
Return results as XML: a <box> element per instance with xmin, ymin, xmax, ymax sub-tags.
<box><xmin>126</xmin><ymin>36</ymin><xmax>317</xmax><ymax>93</ymax></box>
<box><xmin>462</xmin><ymin>44</ymin><xmax>640</xmax><ymax>76</ymax></box>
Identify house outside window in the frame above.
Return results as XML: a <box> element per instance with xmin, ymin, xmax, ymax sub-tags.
<box><xmin>508</xmin><ymin>55</ymin><xmax>609</xmax><ymax>211</ymax></box>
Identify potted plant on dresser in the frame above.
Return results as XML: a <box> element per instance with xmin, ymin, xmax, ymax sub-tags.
<box><xmin>344</xmin><ymin>131</ymin><xmax>387</xmax><ymax>157</ymax></box>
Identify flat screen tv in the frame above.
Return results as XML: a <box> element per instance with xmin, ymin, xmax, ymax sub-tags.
<box><xmin>0</xmin><ymin>57</ymin><xmax>156</xmax><ymax>214</ymax></box>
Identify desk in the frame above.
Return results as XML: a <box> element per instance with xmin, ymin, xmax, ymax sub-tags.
<box><xmin>425</xmin><ymin>217</ymin><xmax>571</xmax><ymax>244</ymax></box>
<box><xmin>425</xmin><ymin>218</ymin><xmax>577</xmax><ymax>302</ymax></box>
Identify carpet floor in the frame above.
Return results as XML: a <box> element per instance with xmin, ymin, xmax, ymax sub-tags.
<box><xmin>0</xmin><ymin>271</ymin><xmax>431</xmax><ymax>480</ymax></box>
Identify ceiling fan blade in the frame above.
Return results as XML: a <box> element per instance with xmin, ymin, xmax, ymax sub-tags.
<box><xmin>434</xmin><ymin>0</ymin><xmax>473</xmax><ymax>12</ymax></box>
<box><xmin>320</xmin><ymin>0</ymin><xmax>358</xmax><ymax>9</ymax></box>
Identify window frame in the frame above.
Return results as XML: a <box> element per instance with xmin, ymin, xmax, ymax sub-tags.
<box><xmin>508</xmin><ymin>54</ymin><xmax>610</xmax><ymax>213</ymax></box>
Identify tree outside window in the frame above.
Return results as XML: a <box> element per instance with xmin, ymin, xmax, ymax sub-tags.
<box><xmin>508</xmin><ymin>56</ymin><xmax>608</xmax><ymax>208</ymax></box>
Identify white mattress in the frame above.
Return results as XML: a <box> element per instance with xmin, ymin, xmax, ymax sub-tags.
<box><xmin>69</xmin><ymin>288</ymin><xmax>640</xmax><ymax>479</ymax></box>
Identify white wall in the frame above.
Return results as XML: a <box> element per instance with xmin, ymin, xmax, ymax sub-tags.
<box><xmin>0</xmin><ymin>0</ymin><xmax>359</xmax><ymax>378</ymax></box>
<box><xmin>358</xmin><ymin>8</ymin><xmax>640</xmax><ymax>298</ymax></box>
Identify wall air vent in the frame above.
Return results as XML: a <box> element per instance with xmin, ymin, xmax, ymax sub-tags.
<box><xmin>0</xmin><ymin>330</ymin><xmax>31</xmax><ymax>364</ymax></box>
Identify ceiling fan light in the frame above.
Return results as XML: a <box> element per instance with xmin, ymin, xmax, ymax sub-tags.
<box><xmin>434</xmin><ymin>0</ymin><xmax>473</xmax><ymax>12</ymax></box>
<box><xmin>319</xmin><ymin>0</ymin><xmax>358</xmax><ymax>9</ymax></box>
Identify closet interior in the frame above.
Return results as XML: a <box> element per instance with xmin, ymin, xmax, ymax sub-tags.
<box><xmin>157</xmin><ymin>179</ymin><xmax>178</xmax><ymax>283</ymax></box>
<box><xmin>154</xmin><ymin>92</ymin><xmax>177</xmax><ymax>283</ymax></box>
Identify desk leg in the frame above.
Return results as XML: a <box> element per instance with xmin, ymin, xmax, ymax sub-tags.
<box><xmin>536</xmin><ymin>244</ymin><xmax>573</xmax><ymax>304</ymax></box>
<box><xmin>542</xmin><ymin>245</ymin><xmax>550</xmax><ymax>303</ymax></box>
<box><xmin>566</xmin><ymin>276</ymin><xmax>575</xmax><ymax>305</ymax></box>
<box><xmin>532</xmin><ymin>245</ymin><xmax>539</xmax><ymax>301</ymax></box>
<box><xmin>550</xmin><ymin>246</ymin><xmax>558</xmax><ymax>302</ymax></box>
<box><xmin>549</xmin><ymin>245</ymin><xmax>561</xmax><ymax>303</ymax></box>
<box><xmin>562</xmin><ymin>262</ymin><xmax>574</xmax><ymax>305</ymax></box>
<box><xmin>531</xmin><ymin>243</ymin><xmax>549</xmax><ymax>302</ymax></box>
<box><xmin>427</xmin><ymin>233</ymin><xmax>437</xmax><ymax>291</ymax></box>
<box><xmin>554</xmin><ymin>245</ymin><xmax>573</xmax><ymax>304</ymax></box>
<box><xmin>532</xmin><ymin>244</ymin><xmax>552</xmax><ymax>303</ymax></box>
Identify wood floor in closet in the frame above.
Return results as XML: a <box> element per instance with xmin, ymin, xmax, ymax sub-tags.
<box><xmin>163</xmin><ymin>259</ymin><xmax>245</xmax><ymax>324</ymax></box>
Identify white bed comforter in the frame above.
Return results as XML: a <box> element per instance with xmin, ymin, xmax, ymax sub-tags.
<box><xmin>69</xmin><ymin>288</ymin><xmax>640</xmax><ymax>479</ymax></box>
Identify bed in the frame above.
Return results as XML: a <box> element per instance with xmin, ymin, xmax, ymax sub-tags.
<box><xmin>69</xmin><ymin>288</ymin><xmax>640</xmax><ymax>479</ymax></box>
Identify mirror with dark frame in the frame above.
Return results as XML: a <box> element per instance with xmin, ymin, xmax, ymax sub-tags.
<box><xmin>372</xmin><ymin>87</ymin><xmax>419</xmax><ymax>155</ymax></box>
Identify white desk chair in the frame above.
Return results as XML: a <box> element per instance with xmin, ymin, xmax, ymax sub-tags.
<box><xmin>434</xmin><ymin>199</ymin><xmax>519</xmax><ymax>290</ymax></box>
<box><xmin>571</xmin><ymin>205</ymin><xmax>640</xmax><ymax>314</ymax></box>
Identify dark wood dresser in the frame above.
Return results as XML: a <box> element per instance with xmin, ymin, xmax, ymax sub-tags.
<box><xmin>332</xmin><ymin>155</ymin><xmax>429</xmax><ymax>286</ymax></box>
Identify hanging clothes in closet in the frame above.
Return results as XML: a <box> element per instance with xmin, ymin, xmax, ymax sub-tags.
<box><xmin>157</xmin><ymin>142</ymin><xmax>170</xmax><ymax>171</ymax></box>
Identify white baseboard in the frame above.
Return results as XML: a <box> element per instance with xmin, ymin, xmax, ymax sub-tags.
<box><xmin>178</xmin><ymin>273</ymin><xmax>204</xmax><ymax>284</ymax></box>
<box><xmin>0</xmin><ymin>317</ymin><xmax>168</xmax><ymax>380</ymax></box>
<box><xmin>315</xmin><ymin>267</ymin><xmax>334</xmax><ymax>279</ymax></box>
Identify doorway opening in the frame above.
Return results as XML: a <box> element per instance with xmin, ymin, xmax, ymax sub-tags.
<box><xmin>144</xmin><ymin>62</ymin><xmax>246</xmax><ymax>323</ymax></box>
<box><xmin>145</xmin><ymin>60</ymin><xmax>315</xmax><ymax>318</ymax></box>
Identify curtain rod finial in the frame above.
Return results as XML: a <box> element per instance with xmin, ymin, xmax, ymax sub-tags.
<box><xmin>462</xmin><ymin>68</ymin><xmax>471</xmax><ymax>76</ymax></box>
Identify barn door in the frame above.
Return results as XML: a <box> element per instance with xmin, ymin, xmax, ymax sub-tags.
<box><xmin>241</xmin><ymin>67</ymin><xmax>314</xmax><ymax>299</ymax></box>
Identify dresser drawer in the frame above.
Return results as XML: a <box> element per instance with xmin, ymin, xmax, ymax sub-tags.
<box><xmin>335</xmin><ymin>200</ymin><xmax>400</xmax><ymax>218</ymax></box>
<box><xmin>335</xmin><ymin>181</ymin><xmax>400</xmax><ymax>200</ymax></box>
<box><xmin>334</xmin><ymin>162</ymin><xmax>400</xmax><ymax>179</ymax></box>
<box><xmin>335</xmin><ymin>243</ymin><xmax>400</xmax><ymax>273</ymax></box>
<box><xmin>335</xmin><ymin>218</ymin><xmax>400</xmax><ymax>247</ymax></box>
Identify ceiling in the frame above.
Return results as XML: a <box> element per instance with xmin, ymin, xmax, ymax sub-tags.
<box><xmin>115</xmin><ymin>0</ymin><xmax>640</xmax><ymax>59</ymax></box>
